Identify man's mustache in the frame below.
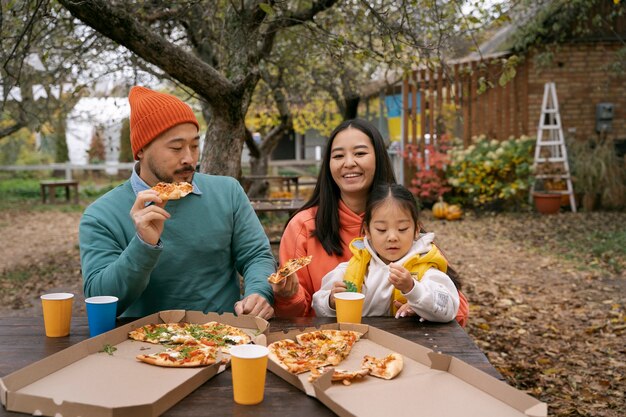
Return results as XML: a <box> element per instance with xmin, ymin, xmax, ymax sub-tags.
<box><xmin>175</xmin><ymin>166</ymin><xmax>195</xmax><ymax>174</ymax></box>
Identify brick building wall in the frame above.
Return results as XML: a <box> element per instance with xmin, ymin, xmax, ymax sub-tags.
<box><xmin>525</xmin><ymin>42</ymin><xmax>626</xmax><ymax>141</ymax></box>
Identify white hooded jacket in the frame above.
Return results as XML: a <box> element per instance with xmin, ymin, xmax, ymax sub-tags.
<box><xmin>312</xmin><ymin>233</ymin><xmax>460</xmax><ymax>322</ymax></box>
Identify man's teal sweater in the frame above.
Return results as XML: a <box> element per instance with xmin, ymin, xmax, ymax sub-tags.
<box><xmin>79</xmin><ymin>173</ymin><xmax>275</xmax><ymax>317</ymax></box>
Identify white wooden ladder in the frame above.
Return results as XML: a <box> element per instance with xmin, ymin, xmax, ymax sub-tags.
<box><xmin>529</xmin><ymin>82</ymin><xmax>577</xmax><ymax>212</ymax></box>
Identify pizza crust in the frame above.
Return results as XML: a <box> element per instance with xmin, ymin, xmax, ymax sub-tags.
<box><xmin>361</xmin><ymin>353</ymin><xmax>403</xmax><ymax>380</ymax></box>
<box><xmin>308</xmin><ymin>367</ymin><xmax>370</xmax><ymax>385</ymax></box>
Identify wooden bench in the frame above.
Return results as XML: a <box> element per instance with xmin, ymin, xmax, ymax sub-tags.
<box><xmin>241</xmin><ymin>175</ymin><xmax>300</xmax><ymax>199</ymax></box>
<box><xmin>40</xmin><ymin>180</ymin><xmax>79</xmax><ymax>204</ymax></box>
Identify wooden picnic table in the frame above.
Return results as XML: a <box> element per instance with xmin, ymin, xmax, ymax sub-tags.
<box><xmin>241</xmin><ymin>175</ymin><xmax>301</xmax><ymax>199</ymax></box>
<box><xmin>39</xmin><ymin>180</ymin><xmax>79</xmax><ymax>204</ymax></box>
<box><xmin>249</xmin><ymin>198</ymin><xmax>305</xmax><ymax>215</ymax></box>
<box><xmin>0</xmin><ymin>316</ymin><xmax>501</xmax><ymax>417</ymax></box>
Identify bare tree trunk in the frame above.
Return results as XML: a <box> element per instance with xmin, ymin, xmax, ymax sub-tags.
<box><xmin>199</xmin><ymin>105</ymin><xmax>246</xmax><ymax>178</ymax></box>
<box><xmin>248</xmin><ymin>155</ymin><xmax>270</xmax><ymax>197</ymax></box>
<box><xmin>343</xmin><ymin>95</ymin><xmax>360</xmax><ymax>120</ymax></box>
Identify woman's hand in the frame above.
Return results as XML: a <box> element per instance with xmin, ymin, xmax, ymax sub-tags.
<box><xmin>271</xmin><ymin>273</ymin><xmax>299</xmax><ymax>299</ymax></box>
<box><xmin>388</xmin><ymin>263</ymin><xmax>415</xmax><ymax>294</ymax></box>
<box><xmin>329</xmin><ymin>281</ymin><xmax>347</xmax><ymax>309</ymax></box>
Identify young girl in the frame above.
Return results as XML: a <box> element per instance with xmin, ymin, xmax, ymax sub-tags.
<box><xmin>312</xmin><ymin>183</ymin><xmax>468</xmax><ymax>325</ymax></box>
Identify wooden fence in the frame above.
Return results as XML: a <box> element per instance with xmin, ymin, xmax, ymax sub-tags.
<box><xmin>402</xmin><ymin>57</ymin><xmax>531</xmax><ymax>149</ymax></box>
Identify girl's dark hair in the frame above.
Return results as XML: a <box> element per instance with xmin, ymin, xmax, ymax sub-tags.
<box><xmin>363</xmin><ymin>183</ymin><xmax>419</xmax><ymax>233</ymax></box>
<box><xmin>363</xmin><ymin>183</ymin><xmax>462</xmax><ymax>290</ymax></box>
<box><xmin>290</xmin><ymin>118</ymin><xmax>396</xmax><ymax>256</ymax></box>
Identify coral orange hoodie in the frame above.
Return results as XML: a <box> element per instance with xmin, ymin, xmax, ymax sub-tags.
<box><xmin>275</xmin><ymin>200</ymin><xmax>363</xmax><ymax>317</ymax></box>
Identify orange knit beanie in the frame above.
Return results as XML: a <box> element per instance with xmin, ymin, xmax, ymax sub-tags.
<box><xmin>128</xmin><ymin>86</ymin><xmax>199</xmax><ymax>159</ymax></box>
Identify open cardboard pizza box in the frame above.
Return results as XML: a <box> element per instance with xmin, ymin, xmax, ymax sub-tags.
<box><xmin>0</xmin><ymin>310</ymin><xmax>268</xmax><ymax>417</ymax></box>
<box><xmin>267</xmin><ymin>323</ymin><xmax>547</xmax><ymax>417</ymax></box>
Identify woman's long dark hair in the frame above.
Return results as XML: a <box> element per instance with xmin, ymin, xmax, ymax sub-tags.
<box><xmin>290</xmin><ymin>119</ymin><xmax>396</xmax><ymax>256</ymax></box>
<box><xmin>363</xmin><ymin>183</ymin><xmax>462</xmax><ymax>290</ymax></box>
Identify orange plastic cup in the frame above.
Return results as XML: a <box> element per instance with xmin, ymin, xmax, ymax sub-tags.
<box><xmin>229</xmin><ymin>344</ymin><xmax>269</xmax><ymax>405</ymax></box>
<box><xmin>40</xmin><ymin>293</ymin><xmax>74</xmax><ymax>337</ymax></box>
<box><xmin>335</xmin><ymin>292</ymin><xmax>365</xmax><ymax>324</ymax></box>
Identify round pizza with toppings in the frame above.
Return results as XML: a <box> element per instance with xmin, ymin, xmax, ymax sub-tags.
<box><xmin>151</xmin><ymin>181</ymin><xmax>193</xmax><ymax>200</ymax></box>
<box><xmin>129</xmin><ymin>321</ymin><xmax>253</xmax><ymax>367</ymax></box>
<box><xmin>268</xmin><ymin>329</ymin><xmax>363</xmax><ymax>374</ymax></box>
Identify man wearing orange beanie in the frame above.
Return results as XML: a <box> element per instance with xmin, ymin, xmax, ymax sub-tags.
<box><xmin>79</xmin><ymin>86</ymin><xmax>275</xmax><ymax>319</ymax></box>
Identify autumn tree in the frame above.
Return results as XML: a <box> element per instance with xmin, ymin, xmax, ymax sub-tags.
<box><xmin>1</xmin><ymin>1</ymin><xmax>133</xmax><ymax>162</ymax></box>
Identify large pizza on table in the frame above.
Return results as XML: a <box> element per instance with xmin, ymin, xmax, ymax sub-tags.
<box><xmin>128</xmin><ymin>321</ymin><xmax>252</xmax><ymax>367</ymax></box>
<box><xmin>268</xmin><ymin>329</ymin><xmax>404</xmax><ymax>384</ymax></box>
<box><xmin>151</xmin><ymin>181</ymin><xmax>193</xmax><ymax>201</ymax></box>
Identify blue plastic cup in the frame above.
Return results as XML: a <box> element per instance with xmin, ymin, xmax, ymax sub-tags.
<box><xmin>85</xmin><ymin>296</ymin><xmax>118</xmax><ymax>337</ymax></box>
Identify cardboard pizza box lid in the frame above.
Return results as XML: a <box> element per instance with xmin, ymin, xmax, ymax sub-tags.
<box><xmin>1</xmin><ymin>310</ymin><xmax>268</xmax><ymax>417</ymax></box>
<box><xmin>267</xmin><ymin>323</ymin><xmax>547</xmax><ymax>417</ymax></box>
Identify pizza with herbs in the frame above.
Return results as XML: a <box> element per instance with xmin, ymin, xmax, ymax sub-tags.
<box><xmin>129</xmin><ymin>321</ymin><xmax>253</xmax><ymax>367</ymax></box>
<box><xmin>151</xmin><ymin>181</ymin><xmax>193</xmax><ymax>201</ymax></box>
<box><xmin>129</xmin><ymin>322</ymin><xmax>251</xmax><ymax>352</ymax></box>
<box><xmin>361</xmin><ymin>353</ymin><xmax>404</xmax><ymax>380</ymax></box>
<box><xmin>128</xmin><ymin>322</ymin><xmax>195</xmax><ymax>344</ymax></box>
<box><xmin>268</xmin><ymin>255</ymin><xmax>313</xmax><ymax>284</ymax></box>
<box><xmin>190</xmin><ymin>322</ymin><xmax>252</xmax><ymax>353</ymax></box>
<box><xmin>136</xmin><ymin>342</ymin><xmax>219</xmax><ymax>368</ymax></box>
<box><xmin>268</xmin><ymin>329</ymin><xmax>363</xmax><ymax>374</ymax></box>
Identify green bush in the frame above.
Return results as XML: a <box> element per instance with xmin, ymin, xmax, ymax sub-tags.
<box><xmin>446</xmin><ymin>135</ymin><xmax>535</xmax><ymax>209</ymax></box>
<box><xmin>0</xmin><ymin>178</ymin><xmax>41</xmax><ymax>200</ymax></box>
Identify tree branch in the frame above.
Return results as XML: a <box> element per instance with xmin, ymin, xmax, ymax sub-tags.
<box><xmin>58</xmin><ymin>0</ymin><xmax>234</xmax><ymax>103</ymax></box>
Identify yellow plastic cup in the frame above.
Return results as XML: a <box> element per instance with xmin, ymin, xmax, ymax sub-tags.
<box><xmin>335</xmin><ymin>292</ymin><xmax>365</xmax><ymax>324</ymax></box>
<box><xmin>229</xmin><ymin>344</ymin><xmax>269</xmax><ymax>405</ymax></box>
<box><xmin>40</xmin><ymin>293</ymin><xmax>74</xmax><ymax>337</ymax></box>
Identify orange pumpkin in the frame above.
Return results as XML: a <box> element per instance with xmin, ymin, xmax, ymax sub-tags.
<box><xmin>432</xmin><ymin>199</ymin><xmax>449</xmax><ymax>219</ymax></box>
<box><xmin>445</xmin><ymin>204</ymin><xmax>463</xmax><ymax>221</ymax></box>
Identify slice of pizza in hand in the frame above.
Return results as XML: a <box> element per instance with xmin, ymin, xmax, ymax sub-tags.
<box><xmin>151</xmin><ymin>182</ymin><xmax>193</xmax><ymax>201</ymax></box>
<box><xmin>308</xmin><ymin>367</ymin><xmax>370</xmax><ymax>385</ymax></box>
<box><xmin>361</xmin><ymin>353</ymin><xmax>403</xmax><ymax>380</ymax></box>
<box><xmin>268</xmin><ymin>255</ymin><xmax>313</xmax><ymax>284</ymax></box>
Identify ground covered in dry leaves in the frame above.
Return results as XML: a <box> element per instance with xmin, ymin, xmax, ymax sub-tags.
<box><xmin>0</xmin><ymin>207</ymin><xmax>624</xmax><ymax>416</ymax></box>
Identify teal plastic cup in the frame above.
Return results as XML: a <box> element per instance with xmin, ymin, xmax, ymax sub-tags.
<box><xmin>85</xmin><ymin>296</ymin><xmax>118</xmax><ymax>337</ymax></box>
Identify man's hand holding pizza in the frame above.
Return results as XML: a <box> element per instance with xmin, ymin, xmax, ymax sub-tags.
<box><xmin>130</xmin><ymin>183</ymin><xmax>192</xmax><ymax>246</ymax></box>
<box><xmin>234</xmin><ymin>294</ymin><xmax>274</xmax><ymax>320</ymax></box>
<box><xmin>130</xmin><ymin>189</ymin><xmax>170</xmax><ymax>246</ymax></box>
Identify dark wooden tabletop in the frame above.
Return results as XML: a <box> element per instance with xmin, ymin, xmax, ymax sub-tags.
<box><xmin>0</xmin><ymin>316</ymin><xmax>500</xmax><ymax>417</ymax></box>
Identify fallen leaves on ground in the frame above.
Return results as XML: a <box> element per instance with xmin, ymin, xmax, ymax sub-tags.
<box><xmin>425</xmin><ymin>211</ymin><xmax>625</xmax><ymax>417</ymax></box>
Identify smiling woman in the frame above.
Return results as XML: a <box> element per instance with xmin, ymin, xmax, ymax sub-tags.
<box><xmin>270</xmin><ymin>119</ymin><xmax>397</xmax><ymax>317</ymax></box>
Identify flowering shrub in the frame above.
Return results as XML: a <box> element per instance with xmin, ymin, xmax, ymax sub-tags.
<box><xmin>446</xmin><ymin>135</ymin><xmax>535</xmax><ymax>208</ymax></box>
<box><xmin>404</xmin><ymin>135</ymin><xmax>452</xmax><ymax>204</ymax></box>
